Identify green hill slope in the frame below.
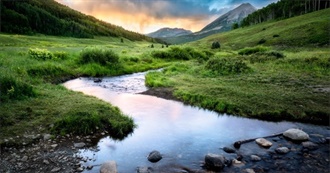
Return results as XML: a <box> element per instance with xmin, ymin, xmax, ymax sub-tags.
<box><xmin>190</xmin><ymin>8</ymin><xmax>330</xmax><ymax>49</ymax></box>
<box><xmin>0</xmin><ymin>0</ymin><xmax>155</xmax><ymax>41</ymax></box>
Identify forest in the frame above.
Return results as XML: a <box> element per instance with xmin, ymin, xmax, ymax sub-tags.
<box><xmin>241</xmin><ymin>0</ymin><xmax>330</xmax><ymax>27</ymax></box>
<box><xmin>0</xmin><ymin>0</ymin><xmax>158</xmax><ymax>41</ymax></box>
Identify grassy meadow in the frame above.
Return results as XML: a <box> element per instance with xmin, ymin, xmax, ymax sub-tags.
<box><xmin>0</xmin><ymin>34</ymin><xmax>170</xmax><ymax>145</ymax></box>
<box><xmin>146</xmin><ymin>9</ymin><xmax>330</xmax><ymax>124</ymax></box>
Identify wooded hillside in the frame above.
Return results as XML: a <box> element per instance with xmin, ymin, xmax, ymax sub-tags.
<box><xmin>241</xmin><ymin>0</ymin><xmax>330</xmax><ymax>27</ymax></box>
<box><xmin>0</xmin><ymin>0</ymin><xmax>155</xmax><ymax>41</ymax></box>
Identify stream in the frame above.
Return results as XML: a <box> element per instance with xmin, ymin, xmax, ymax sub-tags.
<box><xmin>63</xmin><ymin>71</ymin><xmax>329</xmax><ymax>172</ymax></box>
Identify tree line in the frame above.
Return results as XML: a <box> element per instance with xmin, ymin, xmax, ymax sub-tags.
<box><xmin>241</xmin><ymin>0</ymin><xmax>330</xmax><ymax>27</ymax></box>
<box><xmin>0</xmin><ymin>0</ymin><xmax>159</xmax><ymax>42</ymax></box>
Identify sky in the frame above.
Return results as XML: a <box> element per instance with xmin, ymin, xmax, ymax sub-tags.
<box><xmin>55</xmin><ymin>0</ymin><xmax>278</xmax><ymax>34</ymax></box>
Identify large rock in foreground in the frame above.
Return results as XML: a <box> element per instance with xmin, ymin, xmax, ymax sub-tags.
<box><xmin>147</xmin><ymin>150</ymin><xmax>162</xmax><ymax>163</ymax></box>
<box><xmin>204</xmin><ymin>154</ymin><xmax>227</xmax><ymax>171</ymax></box>
<box><xmin>283</xmin><ymin>129</ymin><xmax>309</xmax><ymax>141</ymax></box>
<box><xmin>100</xmin><ymin>161</ymin><xmax>117</xmax><ymax>173</ymax></box>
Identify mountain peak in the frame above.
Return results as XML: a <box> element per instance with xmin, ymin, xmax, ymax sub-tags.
<box><xmin>146</xmin><ymin>27</ymin><xmax>193</xmax><ymax>38</ymax></box>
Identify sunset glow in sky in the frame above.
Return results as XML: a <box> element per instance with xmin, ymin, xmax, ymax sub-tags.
<box><xmin>55</xmin><ymin>0</ymin><xmax>278</xmax><ymax>34</ymax></box>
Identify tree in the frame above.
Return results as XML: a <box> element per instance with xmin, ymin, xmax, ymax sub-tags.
<box><xmin>232</xmin><ymin>23</ymin><xmax>239</xmax><ymax>30</ymax></box>
<box><xmin>151</xmin><ymin>44</ymin><xmax>154</xmax><ymax>48</ymax></box>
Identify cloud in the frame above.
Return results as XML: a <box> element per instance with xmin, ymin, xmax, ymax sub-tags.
<box><xmin>55</xmin><ymin>0</ymin><xmax>279</xmax><ymax>34</ymax></box>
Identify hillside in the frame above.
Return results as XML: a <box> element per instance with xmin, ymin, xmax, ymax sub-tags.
<box><xmin>189</xmin><ymin>8</ymin><xmax>330</xmax><ymax>49</ymax></box>
<box><xmin>147</xmin><ymin>27</ymin><xmax>192</xmax><ymax>38</ymax></box>
<box><xmin>0</xmin><ymin>0</ymin><xmax>155</xmax><ymax>41</ymax></box>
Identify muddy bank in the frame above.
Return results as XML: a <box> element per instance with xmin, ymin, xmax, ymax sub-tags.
<box><xmin>139</xmin><ymin>87</ymin><xmax>180</xmax><ymax>102</ymax></box>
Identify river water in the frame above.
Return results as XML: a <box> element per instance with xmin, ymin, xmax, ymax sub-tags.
<box><xmin>63</xmin><ymin>71</ymin><xmax>328</xmax><ymax>172</ymax></box>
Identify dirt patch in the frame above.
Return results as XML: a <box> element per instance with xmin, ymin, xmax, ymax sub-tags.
<box><xmin>139</xmin><ymin>87</ymin><xmax>181</xmax><ymax>102</ymax></box>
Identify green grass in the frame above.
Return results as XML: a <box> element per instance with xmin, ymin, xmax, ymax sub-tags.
<box><xmin>0</xmin><ymin>34</ymin><xmax>169</xmax><ymax>145</ymax></box>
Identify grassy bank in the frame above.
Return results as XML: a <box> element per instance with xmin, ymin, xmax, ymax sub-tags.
<box><xmin>0</xmin><ymin>34</ymin><xmax>170</xmax><ymax>145</ymax></box>
<box><xmin>146</xmin><ymin>47</ymin><xmax>330</xmax><ymax>124</ymax></box>
<box><xmin>146</xmin><ymin>9</ymin><xmax>330</xmax><ymax>125</ymax></box>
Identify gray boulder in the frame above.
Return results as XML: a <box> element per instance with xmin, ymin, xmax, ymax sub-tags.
<box><xmin>100</xmin><ymin>161</ymin><xmax>117</xmax><ymax>173</ymax></box>
<box><xmin>283</xmin><ymin>129</ymin><xmax>309</xmax><ymax>141</ymax></box>
<box><xmin>275</xmin><ymin>147</ymin><xmax>290</xmax><ymax>154</ymax></box>
<box><xmin>223</xmin><ymin>147</ymin><xmax>236</xmax><ymax>153</ymax></box>
<box><xmin>204</xmin><ymin>154</ymin><xmax>227</xmax><ymax>171</ymax></box>
<box><xmin>74</xmin><ymin>142</ymin><xmax>86</xmax><ymax>148</ymax></box>
<box><xmin>255</xmin><ymin>138</ymin><xmax>272</xmax><ymax>148</ymax></box>
<box><xmin>147</xmin><ymin>151</ymin><xmax>162</xmax><ymax>163</ymax></box>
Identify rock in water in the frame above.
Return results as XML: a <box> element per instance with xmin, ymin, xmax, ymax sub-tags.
<box><xmin>147</xmin><ymin>150</ymin><xmax>162</xmax><ymax>163</ymax></box>
<box><xmin>255</xmin><ymin>138</ymin><xmax>272</xmax><ymax>148</ymax></box>
<box><xmin>275</xmin><ymin>147</ymin><xmax>290</xmax><ymax>154</ymax></box>
<box><xmin>223</xmin><ymin>147</ymin><xmax>236</xmax><ymax>153</ymax></box>
<box><xmin>250</xmin><ymin>155</ymin><xmax>261</xmax><ymax>161</ymax></box>
<box><xmin>302</xmin><ymin>141</ymin><xmax>319</xmax><ymax>150</ymax></box>
<box><xmin>74</xmin><ymin>142</ymin><xmax>86</xmax><ymax>148</ymax></box>
<box><xmin>283</xmin><ymin>129</ymin><xmax>309</xmax><ymax>141</ymax></box>
<box><xmin>100</xmin><ymin>161</ymin><xmax>117</xmax><ymax>173</ymax></box>
<box><xmin>204</xmin><ymin>154</ymin><xmax>227</xmax><ymax>171</ymax></box>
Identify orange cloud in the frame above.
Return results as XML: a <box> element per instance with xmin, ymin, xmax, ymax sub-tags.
<box><xmin>55</xmin><ymin>0</ymin><xmax>219</xmax><ymax>34</ymax></box>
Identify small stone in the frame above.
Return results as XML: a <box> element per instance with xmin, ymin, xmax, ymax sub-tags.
<box><xmin>255</xmin><ymin>138</ymin><xmax>272</xmax><ymax>148</ymax></box>
<box><xmin>245</xmin><ymin>168</ymin><xmax>255</xmax><ymax>173</ymax></box>
<box><xmin>86</xmin><ymin>165</ymin><xmax>93</xmax><ymax>170</ymax></box>
<box><xmin>43</xmin><ymin>134</ymin><xmax>52</xmax><ymax>140</ymax></box>
<box><xmin>43</xmin><ymin>159</ymin><xmax>50</xmax><ymax>165</ymax></box>
<box><xmin>76</xmin><ymin>167</ymin><xmax>84</xmax><ymax>172</ymax></box>
<box><xmin>232</xmin><ymin>159</ymin><xmax>245</xmax><ymax>167</ymax></box>
<box><xmin>51</xmin><ymin>144</ymin><xmax>58</xmax><ymax>148</ymax></box>
<box><xmin>302</xmin><ymin>141</ymin><xmax>319</xmax><ymax>150</ymax></box>
<box><xmin>137</xmin><ymin>167</ymin><xmax>152</xmax><ymax>173</ymax></box>
<box><xmin>283</xmin><ymin>129</ymin><xmax>309</xmax><ymax>141</ymax></box>
<box><xmin>223</xmin><ymin>147</ymin><xmax>236</xmax><ymax>153</ymax></box>
<box><xmin>275</xmin><ymin>147</ymin><xmax>290</xmax><ymax>154</ymax></box>
<box><xmin>21</xmin><ymin>156</ymin><xmax>28</xmax><ymax>162</ymax></box>
<box><xmin>51</xmin><ymin>167</ymin><xmax>61</xmax><ymax>172</ymax></box>
<box><xmin>250</xmin><ymin>155</ymin><xmax>261</xmax><ymax>161</ymax></box>
<box><xmin>205</xmin><ymin>154</ymin><xmax>227</xmax><ymax>170</ymax></box>
<box><xmin>74</xmin><ymin>142</ymin><xmax>86</xmax><ymax>148</ymax></box>
<box><xmin>100</xmin><ymin>161</ymin><xmax>117</xmax><ymax>173</ymax></box>
<box><xmin>147</xmin><ymin>150</ymin><xmax>162</xmax><ymax>163</ymax></box>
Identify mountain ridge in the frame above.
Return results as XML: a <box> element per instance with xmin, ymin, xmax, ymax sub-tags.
<box><xmin>147</xmin><ymin>27</ymin><xmax>192</xmax><ymax>38</ymax></box>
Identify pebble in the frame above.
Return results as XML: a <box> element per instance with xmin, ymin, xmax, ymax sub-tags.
<box><xmin>51</xmin><ymin>167</ymin><xmax>61</xmax><ymax>172</ymax></box>
<box><xmin>74</xmin><ymin>142</ymin><xmax>86</xmax><ymax>148</ymax></box>
<box><xmin>76</xmin><ymin>167</ymin><xmax>84</xmax><ymax>172</ymax></box>
<box><xmin>51</xmin><ymin>144</ymin><xmax>58</xmax><ymax>148</ymax></box>
<box><xmin>275</xmin><ymin>147</ymin><xmax>290</xmax><ymax>154</ymax></box>
<box><xmin>21</xmin><ymin>156</ymin><xmax>28</xmax><ymax>162</ymax></box>
<box><xmin>302</xmin><ymin>141</ymin><xmax>319</xmax><ymax>150</ymax></box>
<box><xmin>250</xmin><ymin>155</ymin><xmax>261</xmax><ymax>161</ymax></box>
<box><xmin>43</xmin><ymin>134</ymin><xmax>52</xmax><ymax>140</ymax></box>
<box><xmin>245</xmin><ymin>168</ymin><xmax>255</xmax><ymax>173</ymax></box>
<box><xmin>256</xmin><ymin>138</ymin><xmax>273</xmax><ymax>148</ymax></box>
<box><xmin>43</xmin><ymin>159</ymin><xmax>50</xmax><ymax>165</ymax></box>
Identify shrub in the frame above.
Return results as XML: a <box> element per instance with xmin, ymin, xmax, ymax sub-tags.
<box><xmin>79</xmin><ymin>47</ymin><xmax>119</xmax><ymax>66</ymax></box>
<box><xmin>238</xmin><ymin>46</ymin><xmax>268</xmax><ymax>55</ymax></box>
<box><xmin>273</xmin><ymin>34</ymin><xmax>280</xmax><ymax>38</ymax></box>
<box><xmin>258</xmin><ymin>38</ymin><xmax>266</xmax><ymax>44</ymax></box>
<box><xmin>247</xmin><ymin>51</ymin><xmax>285</xmax><ymax>63</ymax></box>
<box><xmin>28</xmin><ymin>48</ymin><xmax>54</xmax><ymax>60</ymax></box>
<box><xmin>53</xmin><ymin>51</ymin><xmax>68</xmax><ymax>60</ymax></box>
<box><xmin>211</xmin><ymin>41</ymin><xmax>221</xmax><ymax>49</ymax></box>
<box><xmin>0</xmin><ymin>75</ymin><xmax>35</xmax><ymax>102</ymax></box>
<box><xmin>205</xmin><ymin>57</ymin><xmax>250</xmax><ymax>75</ymax></box>
<box><xmin>152</xmin><ymin>47</ymin><xmax>208</xmax><ymax>61</ymax></box>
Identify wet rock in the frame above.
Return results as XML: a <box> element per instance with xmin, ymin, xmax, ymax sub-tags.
<box><xmin>51</xmin><ymin>167</ymin><xmax>61</xmax><ymax>172</ymax></box>
<box><xmin>43</xmin><ymin>159</ymin><xmax>49</xmax><ymax>165</ymax></box>
<box><xmin>204</xmin><ymin>153</ymin><xmax>227</xmax><ymax>170</ymax></box>
<box><xmin>43</xmin><ymin>134</ymin><xmax>52</xmax><ymax>140</ymax></box>
<box><xmin>94</xmin><ymin>78</ymin><xmax>102</xmax><ymax>83</ymax></box>
<box><xmin>21</xmin><ymin>156</ymin><xmax>28</xmax><ymax>162</ymax></box>
<box><xmin>147</xmin><ymin>150</ymin><xmax>162</xmax><ymax>163</ymax></box>
<box><xmin>86</xmin><ymin>165</ymin><xmax>93</xmax><ymax>170</ymax></box>
<box><xmin>76</xmin><ymin>167</ymin><xmax>84</xmax><ymax>172</ymax></box>
<box><xmin>302</xmin><ymin>141</ymin><xmax>319</xmax><ymax>150</ymax></box>
<box><xmin>275</xmin><ymin>147</ymin><xmax>290</xmax><ymax>154</ymax></box>
<box><xmin>255</xmin><ymin>138</ymin><xmax>272</xmax><ymax>148</ymax></box>
<box><xmin>232</xmin><ymin>159</ymin><xmax>245</xmax><ymax>167</ymax></box>
<box><xmin>137</xmin><ymin>167</ymin><xmax>153</xmax><ymax>173</ymax></box>
<box><xmin>223</xmin><ymin>147</ymin><xmax>236</xmax><ymax>153</ymax></box>
<box><xmin>100</xmin><ymin>161</ymin><xmax>117</xmax><ymax>173</ymax></box>
<box><xmin>245</xmin><ymin>168</ymin><xmax>255</xmax><ymax>173</ymax></box>
<box><xmin>250</xmin><ymin>155</ymin><xmax>261</xmax><ymax>161</ymax></box>
<box><xmin>51</xmin><ymin>144</ymin><xmax>58</xmax><ymax>148</ymax></box>
<box><xmin>234</xmin><ymin>141</ymin><xmax>241</xmax><ymax>149</ymax></box>
<box><xmin>74</xmin><ymin>142</ymin><xmax>86</xmax><ymax>148</ymax></box>
<box><xmin>283</xmin><ymin>129</ymin><xmax>309</xmax><ymax>141</ymax></box>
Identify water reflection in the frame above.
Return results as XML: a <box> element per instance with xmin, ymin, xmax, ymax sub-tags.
<box><xmin>63</xmin><ymin>72</ymin><xmax>328</xmax><ymax>173</ymax></box>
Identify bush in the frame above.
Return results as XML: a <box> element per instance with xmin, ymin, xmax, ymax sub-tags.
<box><xmin>152</xmin><ymin>47</ymin><xmax>208</xmax><ymax>61</ymax></box>
<box><xmin>28</xmin><ymin>48</ymin><xmax>54</xmax><ymax>60</ymax></box>
<box><xmin>211</xmin><ymin>42</ymin><xmax>221</xmax><ymax>49</ymax></box>
<box><xmin>0</xmin><ymin>75</ymin><xmax>35</xmax><ymax>102</ymax></box>
<box><xmin>273</xmin><ymin>34</ymin><xmax>280</xmax><ymax>38</ymax></box>
<box><xmin>79</xmin><ymin>47</ymin><xmax>119</xmax><ymax>66</ymax></box>
<box><xmin>238</xmin><ymin>46</ymin><xmax>268</xmax><ymax>55</ymax></box>
<box><xmin>205</xmin><ymin>57</ymin><xmax>250</xmax><ymax>75</ymax></box>
<box><xmin>258</xmin><ymin>38</ymin><xmax>266</xmax><ymax>44</ymax></box>
<box><xmin>53</xmin><ymin>51</ymin><xmax>69</xmax><ymax>60</ymax></box>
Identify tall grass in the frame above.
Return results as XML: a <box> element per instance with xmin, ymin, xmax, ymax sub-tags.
<box><xmin>79</xmin><ymin>47</ymin><xmax>119</xmax><ymax>66</ymax></box>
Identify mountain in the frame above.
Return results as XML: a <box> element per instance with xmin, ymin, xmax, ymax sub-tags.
<box><xmin>161</xmin><ymin>3</ymin><xmax>256</xmax><ymax>44</ymax></box>
<box><xmin>0</xmin><ymin>0</ymin><xmax>155</xmax><ymax>41</ymax></box>
<box><xmin>147</xmin><ymin>28</ymin><xmax>193</xmax><ymax>38</ymax></box>
<box><xmin>199</xmin><ymin>3</ymin><xmax>256</xmax><ymax>35</ymax></box>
